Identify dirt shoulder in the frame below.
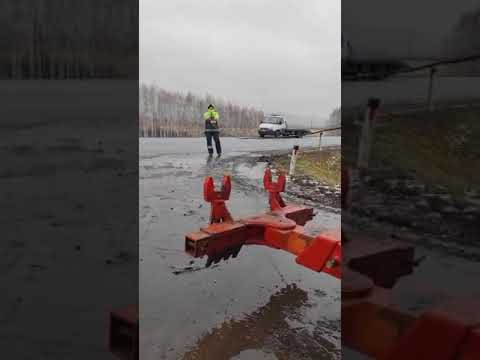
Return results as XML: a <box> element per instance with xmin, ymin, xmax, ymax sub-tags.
<box><xmin>267</xmin><ymin>147</ymin><xmax>341</xmax><ymax>209</ymax></box>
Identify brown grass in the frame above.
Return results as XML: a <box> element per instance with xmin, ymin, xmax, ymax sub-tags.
<box><xmin>273</xmin><ymin>149</ymin><xmax>340</xmax><ymax>186</ymax></box>
<box><xmin>343</xmin><ymin>104</ymin><xmax>480</xmax><ymax>194</ymax></box>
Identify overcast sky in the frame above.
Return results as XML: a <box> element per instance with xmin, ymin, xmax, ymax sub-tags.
<box><xmin>344</xmin><ymin>0</ymin><xmax>479</xmax><ymax>34</ymax></box>
<box><xmin>343</xmin><ymin>0</ymin><xmax>479</xmax><ymax>57</ymax></box>
<box><xmin>140</xmin><ymin>0</ymin><xmax>340</xmax><ymax>118</ymax></box>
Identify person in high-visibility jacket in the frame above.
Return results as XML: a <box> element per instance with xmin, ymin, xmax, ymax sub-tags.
<box><xmin>203</xmin><ymin>104</ymin><xmax>222</xmax><ymax>156</ymax></box>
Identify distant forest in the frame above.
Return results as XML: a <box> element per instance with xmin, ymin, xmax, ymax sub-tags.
<box><xmin>444</xmin><ymin>7</ymin><xmax>480</xmax><ymax>74</ymax></box>
<box><xmin>325</xmin><ymin>108</ymin><xmax>341</xmax><ymax>136</ymax></box>
<box><xmin>139</xmin><ymin>84</ymin><xmax>264</xmax><ymax>137</ymax></box>
<box><xmin>0</xmin><ymin>0</ymin><xmax>137</xmax><ymax>79</ymax></box>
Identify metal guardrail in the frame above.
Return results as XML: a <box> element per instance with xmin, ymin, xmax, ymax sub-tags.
<box><xmin>309</xmin><ymin>126</ymin><xmax>341</xmax><ymax>135</ymax></box>
<box><xmin>343</xmin><ymin>53</ymin><xmax>480</xmax><ymax>81</ymax></box>
<box><xmin>394</xmin><ymin>53</ymin><xmax>480</xmax><ymax>75</ymax></box>
<box><xmin>307</xmin><ymin>127</ymin><xmax>341</xmax><ymax>149</ymax></box>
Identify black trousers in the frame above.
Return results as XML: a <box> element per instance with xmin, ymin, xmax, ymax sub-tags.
<box><xmin>205</xmin><ymin>131</ymin><xmax>222</xmax><ymax>155</ymax></box>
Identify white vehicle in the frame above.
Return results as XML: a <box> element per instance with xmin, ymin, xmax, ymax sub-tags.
<box><xmin>258</xmin><ymin>114</ymin><xmax>310</xmax><ymax>138</ymax></box>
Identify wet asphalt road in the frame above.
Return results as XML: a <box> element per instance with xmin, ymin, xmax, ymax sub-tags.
<box><xmin>140</xmin><ymin>136</ymin><xmax>341</xmax><ymax>360</ymax></box>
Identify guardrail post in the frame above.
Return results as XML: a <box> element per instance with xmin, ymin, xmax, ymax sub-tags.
<box><xmin>289</xmin><ymin>145</ymin><xmax>300</xmax><ymax>177</ymax></box>
<box><xmin>427</xmin><ymin>67</ymin><xmax>436</xmax><ymax>111</ymax></box>
<box><xmin>318</xmin><ymin>131</ymin><xmax>323</xmax><ymax>149</ymax></box>
<box><xmin>357</xmin><ymin>98</ymin><xmax>380</xmax><ymax>170</ymax></box>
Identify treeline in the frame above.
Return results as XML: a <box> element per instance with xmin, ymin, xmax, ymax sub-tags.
<box><xmin>324</xmin><ymin>108</ymin><xmax>341</xmax><ymax>136</ymax></box>
<box><xmin>443</xmin><ymin>8</ymin><xmax>480</xmax><ymax>75</ymax></box>
<box><xmin>139</xmin><ymin>84</ymin><xmax>264</xmax><ymax>137</ymax></box>
<box><xmin>0</xmin><ymin>0</ymin><xmax>137</xmax><ymax>79</ymax></box>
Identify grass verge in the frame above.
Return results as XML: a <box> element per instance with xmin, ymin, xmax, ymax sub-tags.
<box><xmin>273</xmin><ymin>149</ymin><xmax>340</xmax><ymax>186</ymax></box>
<box><xmin>343</xmin><ymin>104</ymin><xmax>480</xmax><ymax>194</ymax></box>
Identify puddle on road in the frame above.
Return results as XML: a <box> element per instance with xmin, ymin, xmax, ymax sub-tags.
<box><xmin>235</xmin><ymin>162</ymin><xmax>268</xmax><ymax>183</ymax></box>
<box><xmin>181</xmin><ymin>284</ymin><xmax>339</xmax><ymax>360</ymax></box>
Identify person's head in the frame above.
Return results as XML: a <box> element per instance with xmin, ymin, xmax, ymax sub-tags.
<box><xmin>208</xmin><ymin>104</ymin><xmax>215</xmax><ymax>110</ymax></box>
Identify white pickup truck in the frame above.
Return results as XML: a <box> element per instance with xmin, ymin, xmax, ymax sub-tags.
<box><xmin>258</xmin><ymin>114</ymin><xmax>311</xmax><ymax>138</ymax></box>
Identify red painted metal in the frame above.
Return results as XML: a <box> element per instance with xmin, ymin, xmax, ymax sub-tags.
<box><xmin>263</xmin><ymin>167</ymin><xmax>286</xmax><ymax>210</ymax></box>
<box><xmin>185</xmin><ymin>169</ymin><xmax>340</xmax><ymax>278</ymax></box>
<box><xmin>296</xmin><ymin>230</ymin><xmax>341</xmax><ymax>278</ymax></box>
<box><xmin>203</xmin><ymin>175</ymin><xmax>233</xmax><ymax>223</ymax></box>
<box><xmin>109</xmin><ymin>305</ymin><xmax>138</xmax><ymax>360</ymax></box>
<box><xmin>379</xmin><ymin>301</ymin><xmax>480</xmax><ymax>360</ymax></box>
<box><xmin>381</xmin><ymin>311</ymin><xmax>469</xmax><ymax>360</ymax></box>
<box><xmin>458</xmin><ymin>327</ymin><xmax>480</xmax><ymax>360</ymax></box>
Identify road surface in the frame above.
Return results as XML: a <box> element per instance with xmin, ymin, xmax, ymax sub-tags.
<box><xmin>140</xmin><ymin>136</ymin><xmax>341</xmax><ymax>360</ymax></box>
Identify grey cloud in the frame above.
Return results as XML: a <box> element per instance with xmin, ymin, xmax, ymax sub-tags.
<box><xmin>140</xmin><ymin>0</ymin><xmax>340</xmax><ymax>118</ymax></box>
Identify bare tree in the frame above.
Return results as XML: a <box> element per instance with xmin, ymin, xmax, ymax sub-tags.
<box><xmin>323</xmin><ymin>108</ymin><xmax>341</xmax><ymax>136</ymax></box>
<box><xmin>139</xmin><ymin>85</ymin><xmax>264</xmax><ymax>137</ymax></box>
<box><xmin>1</xmin><ymin>0</ymin><xmax>138</xmax><ymax>79</ymax></box>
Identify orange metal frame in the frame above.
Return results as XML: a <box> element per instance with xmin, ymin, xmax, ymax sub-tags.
<box><xmin>342</xmin><ymin>268</ymin><xmax>480</xmax><ymax>360</ymax></box>
<box><xmin>185</xmin><ymin>168</ymin><xmax>342</xmax><ymax>278</ymax></box>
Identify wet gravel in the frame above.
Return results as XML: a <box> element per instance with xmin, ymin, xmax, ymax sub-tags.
<box><xmin>347</xmin><ymin>167</ymin><xmax>480</xmax><ymax>260</ymax></box>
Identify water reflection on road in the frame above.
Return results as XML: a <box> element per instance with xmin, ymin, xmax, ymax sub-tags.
<box><xmin>182</xmin><ymin>284</ymin><xmax>338</xmax><ymax>360</ymax></box>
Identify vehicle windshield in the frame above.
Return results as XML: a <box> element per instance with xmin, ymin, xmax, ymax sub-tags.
<box><xmin>262</xmin><ymin>117</ymin><xmax>284</xmax><ymax>125</ymax></box>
